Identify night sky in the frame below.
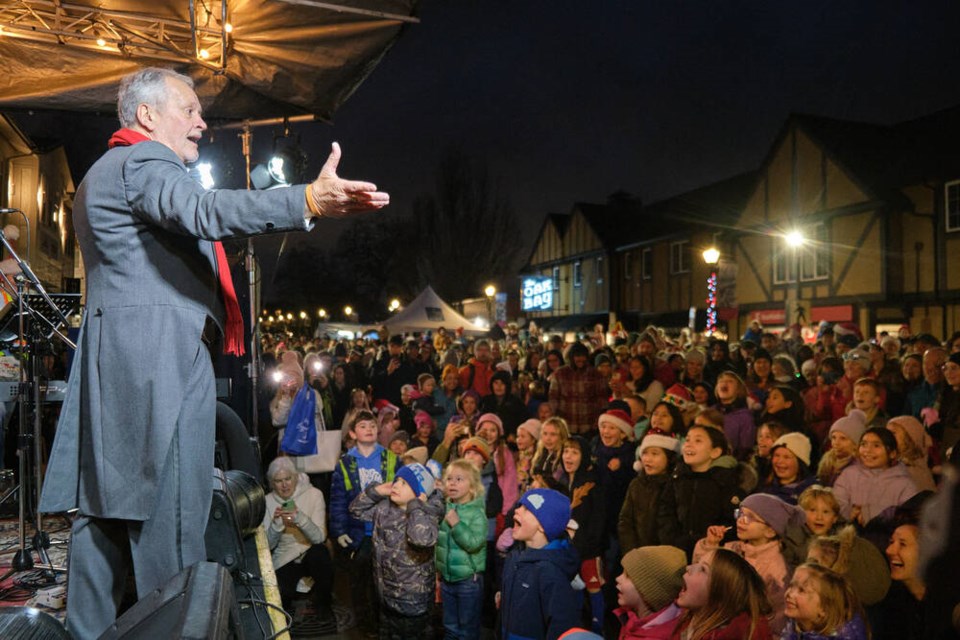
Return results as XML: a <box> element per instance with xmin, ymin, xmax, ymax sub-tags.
<box><xmin>12</xmin><ymin>1</ymin><xmax>960</xmax><ymax>261</ymax></box>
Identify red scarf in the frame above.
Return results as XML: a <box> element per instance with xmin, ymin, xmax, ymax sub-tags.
<box><xmin>109</xmin><ymin>128</ymin><xmax>246</xmax><ymax>356</ymax></box>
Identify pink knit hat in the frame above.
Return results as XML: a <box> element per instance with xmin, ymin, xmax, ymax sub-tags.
<box><xmin>477</xmin><ymin>413</ymin><xmax>504</xmax><ymax>436</ymax></box>
<box><xmin>517</xmin><ymin>419</ymin><xmax>542</xmax><ymax>441</ymax></box>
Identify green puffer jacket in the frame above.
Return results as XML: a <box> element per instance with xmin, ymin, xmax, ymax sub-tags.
<box><xmin>435</xmin><ymin>496</ymin><xmax>487</xmax><ymax>582</ymax></box>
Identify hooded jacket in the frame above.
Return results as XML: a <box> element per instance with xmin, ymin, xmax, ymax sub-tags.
<box><xmin>560</xmin><ymin>464</ymin><xmax>606</xmax><ymax>559</ymax></box>
<box><xmin>832</xmin><ymin>461</ymin><xmax>918</xmax><ymax>524</ymax></box>
<box><xmin>263</xmin><ymin>472</ymin><xmax>327</xmax><ymax>570</ymax></box>
<box><xmin>500</xmin><ymin>538</ymin><xmax>581</xmax><ymax>640</ymax></box>
<box><xmin>349</xmin><ymin>485</ymin><xmax>445</xmax><ymax>616</ymax></box>
<box><xmin>618</xmin><ymin>470</ymin><xmax>678</xmax><ymax>552</ymax></box>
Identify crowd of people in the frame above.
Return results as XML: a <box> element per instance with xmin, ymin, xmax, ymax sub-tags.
<box><xmin>260</xmin><ymin>319</ymin><xmax>960</xmax><ymax>640</ymax></box>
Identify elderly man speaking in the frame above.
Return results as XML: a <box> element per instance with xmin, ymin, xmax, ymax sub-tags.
<box><xmin>38</xmin><ymin>67</ymin><xmax>388</xmax><ymax>638</ymax></box>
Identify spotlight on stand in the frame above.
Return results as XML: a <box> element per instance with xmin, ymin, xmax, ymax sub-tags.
<box><xmin>250</xmin><ymin>134</ymin><xmax>306</xmax><ymax>190</ymax></box>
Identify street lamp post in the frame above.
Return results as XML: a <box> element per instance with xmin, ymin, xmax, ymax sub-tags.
<box><xmin>784</xmin><ymin>230</ymin><xmax>806</xmax><ymax>327</ymax></box>
<box><xmin>702</xmin><ymin>247</ymin><xmax>720</xmax><ymax>336</ymax></box>
<box><xmin>484</xmin><ymin>285</ymin><xmax>496</xmax><ymax>326</ymax></box>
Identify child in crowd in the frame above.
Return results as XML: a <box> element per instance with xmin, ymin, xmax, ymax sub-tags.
<box><xmin>414</xmin><ymin>373</ymin><xmax>445</xmax><ymax>418</ymax></box>
<box><xmin>515</xmin><ymin>418</ymin><xmax>541</xmax><ymax>494</ymax></box>
<box><xmin>849</xmin><ymin>378</ymin><xmax>887</xmax><ymax>429</ymax></box>
<box><xmin>461</xmin><ymin>437</ymin><xmax>504</xmax><ymax>540</ymax></box>
<box><xmin>639</xmin><ymin>400</ymin><xmax>685</xmax><ymax>443</ymax></box>
<box><xmin>833</xmin><ymin>427</ymin><xmax>919</xmax><ymax>529</ymax></box>
<box><xmin>411</xmin><ymin>410</ymin><xmax>441</xmax><ymax>457</ymax></box>
<box><xmin>375</xmin><ymin>402</ymin><xmax>401</xmax><ymax>449</ymax></box>
<box><xmin>475</xmin><ymin>413</ymin><xmax>519</xmax><ymax>521</ymax></box>
<box><xmin>885</xmin><ymin>416</ymin><xmax>936</xmax><ymax>492</ymax></box>
<box><xmin>673</xmin><ymin>548</ymin><xmax>773</xmax><ymax>640</ymax></box>
<box><xmin>532</xmin><ymin>416</ymin><xmax>570</xmax><ymax>481</ymax></box>
<box><xmin>436</xmin><ymin>459</ymin><xmax>488</xmax><ymax>640</ymax></box>
<box><xmin>613</xmin><ymin>545</ymin><xmax>688</xmax><ymax>639</ymax></box>
<box><xmin>330</xmin><ymin>410</ymin><xmax>398</xmax><ymax>635</ymax></box>
<box><xmin>781</xmin><ymin>564</ymin><xmax>868</xmax><ymax>640</ymax></box>
<box><xmin>349</xmin><ymin>463</ymin><xmax>445</xmax><ymax>638</ymax></box>
<box><xmin>752</xmin><ymin>421</ymin><xmax>789</xmax><ymax>487</ymax></box>
<box><xmin>714</xmin><ymin>371</ymin><xmax>757</xmax><ymax>460</ymax></box>
<box><xmin>759</xmin><ymin>432</ymin><xmax>816</xmax><ymax>504</ymax></box>
<box><xmin>695</xmin><ymin>493</ymin><xmax>804</xmax><ymax>634</ymax></box>
<box><xmin>560</xmin><ymin>436</ymin><xmax>606</xmax><ymax>633</ymax></box>
<box><xmin>816</xmin><ymin>410</ymin><xmax>866</xmax><ymax>486</ymax></box>
<box><xmin>805</xmin><ymin>521</ymin><xmax>892</xmax><ymax>608</ymax></box>
<box><xmin>341</xmin><ymin>387</ymin><xmax>371</xmax><ymax>430</ymax></box>
<box><xmin>499</xmin><ymin>489</ymin><xmax>581</xmax><ymax>640</ymax></box>
<box><xmin>594</xmin><ymin>408</ymin><xmax>636</xmax><ymax>566</ymax></box>
<box><xmin>664</xmin><ymin>421</ymin><xmax>740</xmax><ymax>557</ymax></box>
<box><xmin>618</xmin><ymin>429</ymin><xmax>681</xmax><ymax>552</ymax></box>
<box><xmin>399</xmin><ymin>384</ymin><xmax>417</xmax><ymax>434</ymax></box>
<box><xmin>388</xmin><ymin>430</ymin><xmax>410</xmax><ymax>458</ymax></box>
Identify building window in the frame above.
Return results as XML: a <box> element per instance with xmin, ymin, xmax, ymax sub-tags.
<box><xmin>947</xmin><ymin>180</ymin><xmax>960</xmax><ymax>232</ymax></box>
<box><xmin>642</xmin><ymin>248</ymin><xmax>652</xmax><ymax>280</ymax></box>
<box><xmin>774</xmin><ymin>223</ymin><xmax>829</xmax><ymax>283</ymax></box>
<box><xmin>623</xmin><ymin>252</ymin><xmax>632</xmax><ymax>280</ymax></box>
<box><xmin>552</xmin><ymin>265</ymin><xmax>560</xmax><ymax>290</ymax></box>
<box><xmin>596</xmin><ymin>256</ymin><xmax>603</xmax><ymax>284</ymax></box>
<box><xmin>670</xmin><ymin>241</ymin><xmax>690</xmax><ymax>274</ymax></box>
<box><xmin>573</xmin><ymin>260</ymin><xmax>582</xmax><ymax>288</ymax></box>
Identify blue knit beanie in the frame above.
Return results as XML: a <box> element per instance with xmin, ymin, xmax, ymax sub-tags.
<box><xmin>395</xmin><ymin>463</ymin><xmax>435</xmax><ymax>498</ymax></box>
<box><xmin>519</xmin><ymin>488</ymin><xmax>571</xmax><ymax>541</ymax></box>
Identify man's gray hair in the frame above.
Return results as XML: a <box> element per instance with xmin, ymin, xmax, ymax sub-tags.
<box><xmin>266</xmin><ymin>456</ymin><xmax>298</xmax><ymax>483</ymax></box>
<box><xmin>117</xmin><ymin>67</ymin><xmax>194</xmax><ymax>128</ymax></box>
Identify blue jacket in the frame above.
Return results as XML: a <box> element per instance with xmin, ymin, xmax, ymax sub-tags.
<box><xmin>329</xmin><ymin>446</ymin><xmax>397</xmax><ymax>550</ymax></box>
<box><xmin>500</xmin><ymin>538</ymin><xmax>580</xmax><ymax>640</ymax></box>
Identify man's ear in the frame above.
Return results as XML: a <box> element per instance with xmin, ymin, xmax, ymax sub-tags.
<box><xmin>136</xmin><ymin>103</ymin><xmax>155</xmax><ymax>132</ymax></box>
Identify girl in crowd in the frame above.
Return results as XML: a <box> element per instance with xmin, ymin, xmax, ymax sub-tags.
<box><xmin>833</xmin><ymin>427</ymin><xmax>919</xmax><ymax>530</ymax></box>
<box><xmin>560</xmin><ymin>435</ymin><xmax>606</xmax><ymax>633</ymax></box>
<box><xmin>663</xmin><ymin>421</ymin><xmax>740</xmax><ymax>557</ymax></box>
<box><xmin>759</xmin><ymin>432</ymin><xmax>816</xmax><ymax>504</ymax></box>
<box><xmin>341</xmin><ymin>387</ymin><xmax>370</xmax><ymax>431</ymax></box>
<box><xmin>886</xmin><ymin>416</ymin><xmax>936</xmax><ymax>492</ymax></box>
<box><xmin>752</xmin><ymin>421</ymin><xmax>789</xmax><ymax>488</ymax></box>
<box><xmin>816</xmin><ymin>410</ymin><xmax>866</xmax><ymax>486</ymax></box>
<box><xmin>673</xmin><ymin>548</ymin><xmax>773</xmax><ymax>640</ymax></box>
<box><xmin>691</xmin><ymin>381</ymin><xmax>716</xmax><ymax>411</ymax></box>
<box><xmin>759</xmin><ymin>385</ymin><xmax>806</xmax><ymax>433</ymax></box>
<box><xmin>531</xmin><ymin>416</ymin><xmax>569</xmax><ymax>481</ymax></box>
<box><xmin>436</xmin><ymin>459</ymin><xmax>488</xmax><ymax>640</ymax></box>
<box><xmin>618</xmin><ymin>429</ymin><xmax>681</xmax><ymax>552</ymax></box>
<box><xmin>375</xmin><ymin>403</ymin><xmax>401</xmax><ymax>449</ymax></box>
<box><xmin>456</xmin><ymin>390</ymin><xmax>481</xmax><ymax>431</ymax></box>
<box><xmin>515</xmin><ymin>418</ymin><xmax>541</xmax><ymax>494</ymax></box>
<box><xmin>628</xmin><ymin>355</ymin><xmax>665</xmax><ymax>411</ymax></box>
<box><xmin>475</xmin><ymin>413</ymin><xmax>519</xmax><ymax>520</ymax></box>
<box><xmin>781</xmin><ymin>564</ymin><xmax>868</xmax><ymax>640</ymax></box>
<box><xmin>714</xmin><ymin>371</ymin><xmax>757</xmax><ymax>460</ymax></box>
<box><xmin>642</xmin><ymin>400</ymin><xmax>686</xmax><ymax>443</ymax></box>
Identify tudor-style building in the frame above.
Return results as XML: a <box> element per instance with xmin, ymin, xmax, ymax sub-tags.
<box><xmin>731</xmin><ymin>107</ymin><xmax>960</xmax><ymax>338</ymax></box>
<box><xmin>521</xmin><ymin>104</ymin><xmax>960</xmax><ymax>339</ymax></box>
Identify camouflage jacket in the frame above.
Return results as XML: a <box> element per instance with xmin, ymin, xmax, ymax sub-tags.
<box><xmin>349</xmin><ymin>484</ymin><xmax>445</xmax><ymax>616</ymax></box>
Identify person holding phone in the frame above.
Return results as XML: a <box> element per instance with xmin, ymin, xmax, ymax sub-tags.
<box><xmin>264</xmin><ymin>457</ymin><xmax>337</xmax><ymax>631</ymax></box>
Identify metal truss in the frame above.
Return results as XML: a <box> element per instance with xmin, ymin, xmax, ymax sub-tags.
<box><xmin>0</xmin><ymin>0</ymin><xmax>231</xmax><ymax>71</ymax></box>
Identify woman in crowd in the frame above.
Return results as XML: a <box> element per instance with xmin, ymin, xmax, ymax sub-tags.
<box><xmin>433</xmin><ymin>364</ymin><xmax>463</xmax><ymax>438</ymax></box>
<box><xmin>262</xmin><ymin>457</ymin><xmax>336</xmax><ymax>631</ymax></box>
<box><xmin>628</xmin><ymin>355</ymin><xmax>665</xmax><ymax>411</ymax></box>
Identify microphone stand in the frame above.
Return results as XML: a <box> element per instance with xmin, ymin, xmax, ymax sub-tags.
<box><xmin>0</xmin><ymin>229</ymin><xmax>73</xmax><ymax>579</ymax></box>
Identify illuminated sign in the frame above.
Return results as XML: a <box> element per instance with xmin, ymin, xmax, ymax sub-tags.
<box><xmin>521</xmin><ymin>276</ymin><xmax>553</xmax><ymax>311</ymax></box>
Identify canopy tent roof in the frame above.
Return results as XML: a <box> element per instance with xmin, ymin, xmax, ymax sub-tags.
<box><xmin>380</xmin><ymin>286</ymin><xmax>488</xmax><ymax>337</ymax></box>
<box><xmin>0</xmin><ymin>0</ymin><xmax>418</xmax><ymax>121</ymax></box>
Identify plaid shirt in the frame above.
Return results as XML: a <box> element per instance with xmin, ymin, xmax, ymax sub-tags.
<box><xmin>548</xmin><ymin>364</ymin><xmax>608</xmax><ymax>434</ymax></box>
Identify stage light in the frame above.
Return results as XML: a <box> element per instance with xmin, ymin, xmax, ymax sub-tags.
<box><xmin>250</xmin><ymin>136</ymin><xmax>306</xmax><ymax>190</ymax></box>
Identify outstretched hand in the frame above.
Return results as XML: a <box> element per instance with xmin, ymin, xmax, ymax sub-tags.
<box><xmin>307</xmin><ymin>142</ymin><xmax>389</xmax><ymax>218</ymax></box>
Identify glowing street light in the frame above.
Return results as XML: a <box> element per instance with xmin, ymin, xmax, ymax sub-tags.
<box><xmin>785</xmin><ymin>230</ymin><xmax>805</xmax><ymax>248</ymax></box>
<box><xmin>484</xmin><ymin>285</ymin><xmax>497</xmax><ymax>298</ymax></box>
<box><xmin>318</xmin><ymin>308</ymin><xmax>327</xmax><ymax>318</ymax></box>
<box><xmin>285</xmin><ymin>312</ymin><xmax>293</xmax><ymax>321</ymax></box>
<box><xmin>702</xmin><ymin>247</ymin><xmax>720</xmax><ymax>265</ymax></box>
<box><xmin>344</xmin><ymin>305</ymin><xmax>353</xmax><ymax>317</ymax></box>
<box><xmin>388</xmin><ymin>298</ymin><xmax>401</xmax><ymax>312</ymax></box>
<box><xmin>784</xmin><ymin>230</ymin><xmax>806</xmax><ymax>325</ymax></box>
